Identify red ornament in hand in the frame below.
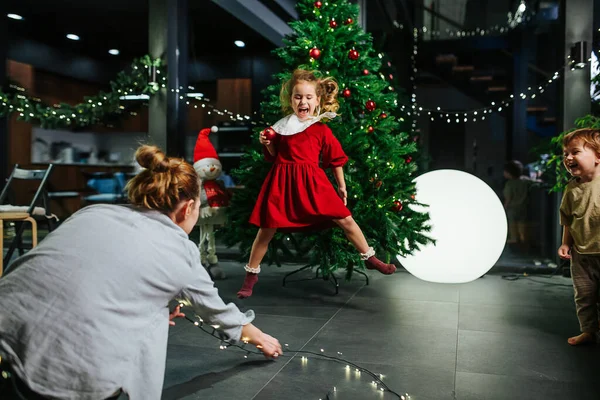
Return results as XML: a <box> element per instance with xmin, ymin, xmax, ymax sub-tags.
<box><xmin>329</xmin><ymin>20</ymin><xmax>337</xmax><ymax>28</ymax></box>
<box><xmin>365</xmin><ymin>100</ymin><xmax>376</xmax><ymax>112</ymax></box>
<box><xmin>362</xmin><ymin>69</ymin><xmax>370</xmax><ymax>75</ymax></box>
<box><xmin>342</xmin><ymin>88</ymin><xmax>351</xmax><ymax>98</ymax></box>
<box><xmin>309</xmin><ymin>47</ymin><xmax>321</xmax><ymax>59</ymax></box>
<box><xmin>368</xmin><ymin>126</ymin><xmax>374</xmax><ymax>133</ymax></box>
<box><xmin>392</xmin><ymin>200</ymin><xmax>403</xmax><ymax>212</ymax></box>
<box><xmin>314</xmin><ymin>1</ymin><xmax>322</xmax><ymax>8</ymax></box>
<box><xmin>263</xmin><ymin>127</ymin><xmax>277</xmax><ymax>140</ymax></box>
<box><xmin>344</xmin><ymin>17</ymin><xmax>353</xmax><ymax>25</ymax></box>
<box><xmin>348</xmin><ymin>49</ymin><xmax>359</xmax><ymax>60</ymax></box>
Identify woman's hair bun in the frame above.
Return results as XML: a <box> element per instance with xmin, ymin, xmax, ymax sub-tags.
<box><xmin>135</xmin><ymin>145</ymin><xmax>170</xmax><ymax>172</ymax></box>
<box><xmin>127</xmin><ymin>144</ymin><xmax>200</xmax><ymax>213</ymax></box>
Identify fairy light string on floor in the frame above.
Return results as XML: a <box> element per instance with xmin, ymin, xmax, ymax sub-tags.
<box><xmin>179</xmin><ymin>306</ymin><xmax>409</xmax><ymax>400</ymax></box>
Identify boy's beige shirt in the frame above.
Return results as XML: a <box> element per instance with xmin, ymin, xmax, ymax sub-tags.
<box><xmin>560</xmin><ymin>175</ymin><xmax>600</xmax><ymax>254</ymax></box>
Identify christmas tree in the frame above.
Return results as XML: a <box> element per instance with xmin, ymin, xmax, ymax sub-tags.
<box><xmin>221</xmin><ymin>0</ymin><xmax>432</xmax><ymax>277</ymax></box>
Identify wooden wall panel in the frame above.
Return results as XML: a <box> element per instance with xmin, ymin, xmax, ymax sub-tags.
<box><xmin>7</xmin><ymin>62</ymin><xmax>34</xmax><ymax>168</ymax></box>
<box><xmin>216</xmin><ymin>79</ymin><xmax>252</xmax><ymax>123</ymax></box>
<box><xmin>7</xmin><ymin>61</ymin><xmax>34</xmax><ymax>91</ymax></box>
<box><xmin>8</xmin><ymin>115</ymin><xmax>32</xmax><ymax>166</ymax></box>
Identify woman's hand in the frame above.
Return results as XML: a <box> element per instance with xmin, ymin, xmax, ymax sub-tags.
<box><xmin>258</xmin><ymin>131</ymin><xmax>271</xmax><ymax>146</ymax></box>
<box><xmin>337</xmin><ymin>186</ymin><xmax>347</xmax><ymax>206</ymax></box>
<box><xmin>558</xmin><ymin>244</ymin><xmax>571</xmax><ymax>260</ymax></box>
<box><xmin>241</xmin><ymin>323</ymin><xmax>283</xmax><ymax>359</ymax></box>
<box><xmin>169</xmin><ymin>305</ymin><xmax>186</xmax><ymax>326</ymax></box>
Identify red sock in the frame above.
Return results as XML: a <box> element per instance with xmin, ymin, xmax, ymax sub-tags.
<box><xmin>364</xmin><ymin>256</ymin><xmax>396</xmax><ymax>275</ymax></box>
<box><xmin>237</xmin><ymin>272</ymin><xmax>259</xmax><ymax>299</ymax></box>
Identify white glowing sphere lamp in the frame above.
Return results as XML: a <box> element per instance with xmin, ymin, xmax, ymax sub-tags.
<box><xmin>398</xmin><ymin>169</ymin><xmax>507</xmax><ymax>283</ymax></box>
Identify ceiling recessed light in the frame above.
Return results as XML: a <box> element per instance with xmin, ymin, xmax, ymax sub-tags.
<box><xmin>108</xmin><ymin>49</ymin><xmax>120</xmax><ymax>55</ymax></box>
<box><xmin>66</xmin><ymin>34</ymin><xmax>80</xmax><ymax>41</ymax></box>
<box><xmin>234</xmin><ymin>40</ymin><xmax>245</xmax><ymax>48</ymax></box>
<box><xmin>7</xmin><ymin>13</ymin><xmax>24</xmax><ymax>20</ymax></box>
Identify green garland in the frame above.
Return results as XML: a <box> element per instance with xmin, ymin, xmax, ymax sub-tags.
<box><xmin>0</xmin><ymin>55</ymin><xmax>164</xmax><ymax>130</ymax></box>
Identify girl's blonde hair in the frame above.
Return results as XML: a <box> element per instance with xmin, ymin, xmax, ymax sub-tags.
<box><xmin>563</xmin><ymin>128</ymin><xmax>600</xmax><ymax>155</ymax></box>
<box><xmin>126</xmin><ymin>145</ymin><xmax>200</xmax><ymax>213</ymax></box>
<box><xmin>280</xmin><ymin>69</ymin><xmax>339</xmax><ymax>115</ymax></box>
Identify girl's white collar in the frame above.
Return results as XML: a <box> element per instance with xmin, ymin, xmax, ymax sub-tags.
<box><xmin>271</xmin><ymin>112</ymin><xmax>337</xmax><ymax>136</ymax></box>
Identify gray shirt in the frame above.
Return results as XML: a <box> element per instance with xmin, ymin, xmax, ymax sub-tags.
<box><xmin>0</xmin><ymin>204</ymin><xmax>253</xmax><ymax>400</ymax></box>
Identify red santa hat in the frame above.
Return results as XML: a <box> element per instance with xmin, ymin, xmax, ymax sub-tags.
<box><xmin>193</xmin><ymin>126</ymin><xmax>221</xmax><ymax>172</ymax></box>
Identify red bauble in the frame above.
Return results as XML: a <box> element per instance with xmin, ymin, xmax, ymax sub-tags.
<box><xmin>309</xmin><ymin>47</ymin><xmax>321</xmax><ymax>59</ymax></box>
<box><xmin>411</xmin><ymin>194</ymin><xmax>416</xmax><ymax>200</ymax></box>
<box><xmin>368</xmin><ymin>126</ymin><xmax>374</xmax><ymax>133</ymax></box>
<box><xmin>342</xmin><ymin>88</ymin><xmax>351</xmax><ymax>98</ymax></box>
<box><xmin>263</xmin><ymin>127</ymin><xmax>277</xmax><ymax>140</ymax></box>
<box><xmin>348</xmin><ymin>49</ymin><xmax>359</xmax><ymax>60</ymax></box>
<box><xmin>405</xmin><ymin>156</ymin><xmax>413</xmax><ymax>163</ymax></box>
<box><xmin>329</xmin><ymin>20</ymin><xmax>337</xmax><ymax>28</ymax></box>
<box><xmin>389</xmin><ymin>74</ymin><xmax>394</xmax><ymax>80</ymax></box>
<box><xmin>375</xmin><ymin>180</ymin><xmax>383</xmax><ymax>188</ymax></box>
<box><xmin>380</xmin><ymin>112</ymin><xmax>387</xmax><ymax>119</ymax></box>
<box><xmin>344</xmin><ymin>17</ymin><xmax>353</xmax><ymax>25</ymax></box>
<box><xmin>362</xmin><ymin>69</ymin><xmax>370</xmax><ymax>75</ymax></box>
<box><xmin>365</xmin><ymin>100</ymin><xmax>376</xmax><ymax>112</ymax></box>
<box><xmin>392</xmin><ymin>200</ymin><xmax>403</xmax><ymax>212</ymax></box>
<box><xmin>314</xmin><ymin>1</ymin><xmax>322</xmax><ymax>8</ymax></box>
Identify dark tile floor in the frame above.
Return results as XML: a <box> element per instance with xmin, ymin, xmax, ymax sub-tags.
<box><xmin>162</xmin><ymin>261</ymin><xmax>600</xmax><ymax>400</ymax></box>
<box><xmin>2</xmin><ymin>227</ymin><xmax>597</xmax><ymax>399</ymax></box>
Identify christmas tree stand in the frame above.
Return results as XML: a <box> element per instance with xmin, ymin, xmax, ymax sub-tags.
<box><xmin>282</xmin><ymin>264</ymin><xmax>369</xmax><ymax>295</ymax></box>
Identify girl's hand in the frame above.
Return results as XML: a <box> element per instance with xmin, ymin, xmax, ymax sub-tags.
<box><xmin>259</xmin><ymin>131</ymin><xmax>271</xmax><ymax>146</ymax></box>
<box><xmin>337</xmin><ymin>187</ymin><xmax>347</xmax><ymax>205</ymax></box>
<box><xmin>558</xmin><ymin>244</ymin><xmax>571</xmax><ymax>260</ymax></box>
<box><xmin>169</xmin><ymin>305</ymin><xmax>185</xmax><ymax>326</ymax></box>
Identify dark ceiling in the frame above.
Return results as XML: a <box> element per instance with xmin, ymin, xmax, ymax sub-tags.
<box><xmin>4</xmin><ymin>0</ymin><xmax>281</xmax><ymax>63</ymax></box>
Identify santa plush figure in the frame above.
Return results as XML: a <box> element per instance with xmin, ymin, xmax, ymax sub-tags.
<box><xmin>193</xmin><ymin>126</ymin><xmax>230</xmax><ymax>280</ymax></box>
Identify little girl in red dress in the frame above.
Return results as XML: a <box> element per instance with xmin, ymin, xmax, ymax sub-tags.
<box><xmin>237</xmin><ymin>69</ymin><xmax>396</xmax><ymax>298</ymax></box>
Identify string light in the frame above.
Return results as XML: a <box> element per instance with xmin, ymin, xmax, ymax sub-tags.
<box><xmin>394</xmin><ymin>7</ymin><xmax>535</xmax><ymax>39</ymax></box>
<box><xmin>397</xmin><ymin>62</ymin><xmax>580</xmax><ymax>122</ymax></box>
<box><xmin>180</xmin><ymin>310</ymin><xmax>408</xmax><ymax>399</ymax></box>
<box><xmin>411</xmin><ymin>28</ymin><xmax>418</xmax><ymax>133</ymax></box>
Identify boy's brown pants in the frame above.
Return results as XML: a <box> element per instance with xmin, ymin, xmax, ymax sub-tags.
<box><xmin>571</xmin><ymin>251</ymin><xmax>600</xmax><ymax>333</ymax></box>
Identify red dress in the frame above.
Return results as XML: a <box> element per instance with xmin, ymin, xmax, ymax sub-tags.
<box><xmin>249</xmin><ymin>122</ymin><xmax>351</xmax><ymax>231</ymax></box>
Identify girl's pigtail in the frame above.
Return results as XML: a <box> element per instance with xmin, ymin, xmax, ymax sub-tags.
<box><xmin>319</xmin><ymin>77</ymin><xmax>340</xmax><ymax>114</ymax></box>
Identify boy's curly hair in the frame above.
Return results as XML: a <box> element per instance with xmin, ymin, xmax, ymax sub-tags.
<box><xmin>562</xmin><ymin>128</ymin><xmax>600</xmax><ymax>155</ymax></box>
